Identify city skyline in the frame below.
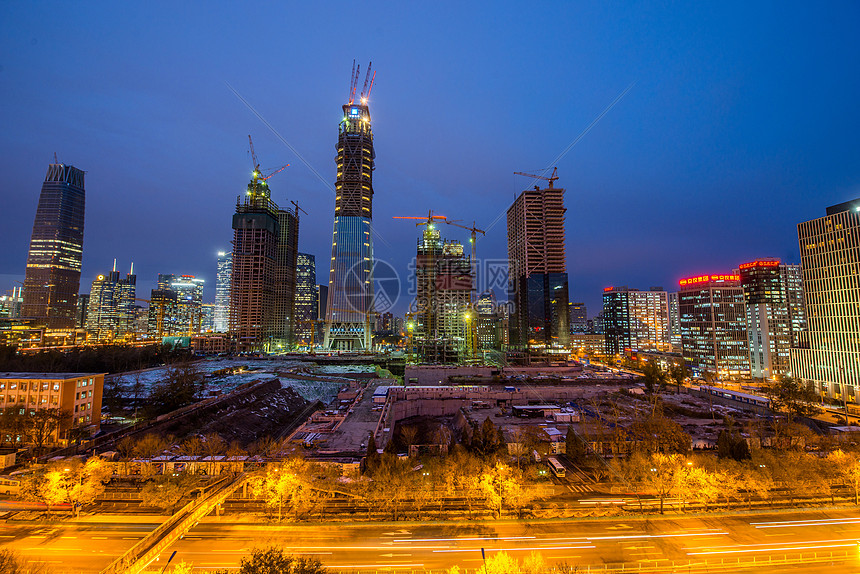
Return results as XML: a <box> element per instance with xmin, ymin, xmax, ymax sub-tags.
<box><xmin>2</xmin><ymin>2</ymin><xmax>860</xmax><ymax>316</ymax></box>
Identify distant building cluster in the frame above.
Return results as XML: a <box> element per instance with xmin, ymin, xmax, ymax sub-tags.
<box><xmin>3</xmin><ymin>65</ymin><xmax>858</xmax><ymax>411</ymax></box>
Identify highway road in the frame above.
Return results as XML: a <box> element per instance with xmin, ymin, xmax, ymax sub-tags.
<box><xmin>3</xmin><ymin>508</ymin><xmax>860</xmax><ymax>572</ymax></box>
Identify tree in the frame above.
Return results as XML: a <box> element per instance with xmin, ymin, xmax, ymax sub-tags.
<box><xmin>249</xmin><ymin>459</ymin><xmax>318</xmax><ymax>521</ymax></box>
<box><xmin>145</xmin><ymin>362</ymin><xmax>204</xmax><ymax>418</ymax></box>
<box><xmin>828</xmin><ymin>449</ymin><xmax>860</xmax><ymax>505</ymax></box>
<box><xmin>239</xmin><ymin>546</ymin><xmax>324</xmax><ymax>574</ymax></box>
<box><xmin>0</xmin><ymin>549</ymin><xmax>50</xmax><ymax>574</ymax></box>
<box><xmin>766</xmin><ymin>376</ymin><xmax>820</xmax><ymax>421</ymax></box>
<box><xmin>27</xmin><ymin>408</ymin><xmax>65</xmax><ymax>453</ymax></box>
<box><xmin>364</xmin><ymin>433</ymin><xmax>381</xmax><ymax>473</ymax></box>
<box><xmin>641</xmin><ymin>362</ymin><xmax>669</xmax><ymax>414</ymax></box>
<box><xmin>668</xmin><ymin>362</ymin><xmax>688</xmax><ymax>394</ymax></box>
<box><xmin>632</xmin><ymin>412</ymin><xmax>690</xmax><ymax>454</ymax></box>
<box><xmin>202</xmin><ymin>433</ymin><xmax>226</xmax><ymax>475</ymax></box>
<box><xmin>478</xmin><ymin>463</ymin><xmax>534</xmax><ymax>518</ymax></box>
<box><xmin>400</xmin><ymin>425</ymin><xmax>419</xmax><ymax>453</ymax></box>
<box><xmin>141</xmin><ymin>474</ymin><xmax>199</xmax><ymax>513</ymax></box>
<box><xmin>565</xmin><ymin>427</ymin><xmax>587</xmax><ymax>464</ymax></box>
<box><xmin>134</xmin><ymin>434</ymin><xmax>167</xmax><ymax>476</ymax></box>
<box><xmin>36</xmin><ymin>457</ymin><xmax>111</xmax><ymax>516</ymax></box>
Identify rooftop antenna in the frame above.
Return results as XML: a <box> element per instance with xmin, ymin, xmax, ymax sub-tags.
<box><xmin>112</xmin><ymin>258</ymin><xmax>117</xmax><ymax>272</ymax></box>
<box><xmin>53</xmin><ymin>152</ymin><xmax>58</xmax><ymax>164</ymax></box>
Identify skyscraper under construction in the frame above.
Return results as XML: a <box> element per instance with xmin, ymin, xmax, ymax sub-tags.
<box><xmin>324</xmin><ymin>62</ymin><xmax>376</xmax><ymax>350</ymax></box>
<box><xmin>230</xmin><ymin>162</ymin><xmax>299</xmax><ymax>352</ymax></box>
<box><xmin>21</xmin><ymin>163</ymin><xmax>86</xmax><ymax>328</ymax></box>
<box><xmin>507</xmin><ymin>169</ymin><xmax>570</xmax><ymax>350</ymax></box>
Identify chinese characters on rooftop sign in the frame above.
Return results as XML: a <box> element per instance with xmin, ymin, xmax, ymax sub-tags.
<box><xmin>738</xmin><ymin>260</ymin><xmax>780</xmax><ymax>270</ymax></box>
<box><xmin>679</xmin><ymin>274</ymin><xmax>740</xmax><ymax>287</ymax></box>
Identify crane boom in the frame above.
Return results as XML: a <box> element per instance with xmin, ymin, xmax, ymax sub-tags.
<box><xmin>513</xmin><ymin>167</ymin><xmax>558</xmax><ymax>188</ymax></box>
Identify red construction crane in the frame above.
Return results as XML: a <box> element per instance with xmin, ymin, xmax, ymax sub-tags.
<box><xmin>513</xmin><ymin>166</ymin><xmax>559</xmax><ymax>189</ymax></box>
<box><xmin>392</xmin><ymin>210</ymin><xmax>447</xmax><ymax>227</ymax></box>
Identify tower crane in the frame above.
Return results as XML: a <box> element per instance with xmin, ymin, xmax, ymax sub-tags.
<box><xmin>392</xmin><ymin>210</ymin><xmax>447</xmax><ymax>228</ymax></box>
<box><xmin>393</xmin><ymin>211</ymin><xmax>447</xmax><ymax>346</ymax></box>
<box><xmin>513</xmin><ymin>166</ymin><xmax>558</xmax><ymax>189</ymax></box>
<box><xmin>247</xmin><ymin>135</ymin><xmax>290</xmax><ymax>198</ymax></box>
<box><xmin>445</xmin><ymin>220</ymin><xmax>485</xmax><ymax>270</ymax></box>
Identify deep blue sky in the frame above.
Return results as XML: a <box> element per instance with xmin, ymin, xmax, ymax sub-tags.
<box><xmin>2</xmin><ymin>1</ymin><xmax>859</xmax><ymax>317</ymax></box>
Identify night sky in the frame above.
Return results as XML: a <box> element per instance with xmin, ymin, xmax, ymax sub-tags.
<box><xmin>2</xmin><ymin>1</ymin><xmax>859</xmax><ymax>318</ymax></box>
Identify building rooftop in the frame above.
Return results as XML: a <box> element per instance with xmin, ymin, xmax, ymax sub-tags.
<box><xmin>0</xmin><ymin>372</ymin><xmax>105</xmax><ymax>380</ymax></box>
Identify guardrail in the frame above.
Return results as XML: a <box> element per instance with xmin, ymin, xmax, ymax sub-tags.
<box><xmin>100</xmin><ymin>472</ymin><xmax>247</xmax><ymax>574</ymax></box>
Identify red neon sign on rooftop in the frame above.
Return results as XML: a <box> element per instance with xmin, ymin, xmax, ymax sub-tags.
<box><xmin>738</xmin><ymin>260</ymin><xmax>780</xmax><ymax>270</ymax></box>
<box><xmin>603</xmin><ymin>286</ymin><xmax>614</xmax><ymax>292</ymax></box>
<box><xmin>679</xmin><ymin>274</ymin><xmax>740</xmax><ymax>287</ymax></box>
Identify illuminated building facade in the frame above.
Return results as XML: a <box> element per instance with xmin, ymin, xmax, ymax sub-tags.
<box><xmin>295</xmin><ymin>253</ymin><xmax>316</xmax><ymax>344</ymax></box>
<box><xmin>324</xmin><ymin>77</ymin><xmax>376</xmax><ymax>351</ymax></box>
<box><xmin>738</xmin><ymin>259</ymin><xmax>806</xmax><ymax>380</ymax></box>
<box><xmin>21</xmin><ymin>163</ymin><xmax>86</xmax><ymax>328</ymax></box>
<box><xmin>668</xmin><ymin>292</ymin><xmax>681</xmax><ymax>349</ymax></box>
<box><xmin>570</xmin><ymin>302</ymin><xmax>588</xmax><ymax>333</ymax></box>
<box><xmin>678</xmin><ymin>273</ymin><xmax>749</xmax><ymax>378</ymax></box>
<box><xmin>324</xmin><ymin>66</ymin><xmax>377</xmax><ymax>351</ymax></box>
<box><xmin>85</xmin><ymin>262</ymin><xmax>136</xmax><ymax>342</ymax></box>
<box><xmin>507</xmin><ymin>179</ymin><xmax>570</xmax><ymax>349</ymax></box>
<box><xmin>0</xmin><ymin>287</ymin><xmax>23</xmax><ymax>319</ymax></box>
<box><xmin>230</xmin><ymin>172</ymin><xmax>299</xmax><ymax>352</ymax></box>
<box><xmin>214</xmin><ymin>251</ymin><xmax>232</xmax><ymax>333</ymax></box>
<box><xmin>602</xmin><ymin>286</ymin><xmax>671</xmax><ymax>355</ymax></box>
<box><xmin>0</xmin><ymin>372</ymin><xmax>104</xmax><ymax>443</ymax></box>
<box><xmin>148</xmin><ymin>274</ymin><xmax>205</xmax><ymax>337</ymax></box>
<box><xmin>791</xmin><ymin>198</ymin><xmax>860</xmax><ymax>403</ymax></box>
<box><xmin>476</xmin><ymin>290</ymin><xmax>505</xmax><ymax>351</ymax></box>
<box><xmin>414</xmin><ymin>226</ymin><xmax>473</xmax><ymax>362</ymax></box>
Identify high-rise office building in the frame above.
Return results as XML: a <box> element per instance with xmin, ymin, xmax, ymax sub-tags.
<box><xmin>85</xmin><ymin>262</ymin><xmax>136</xmax><ymax>342</ymax></box>
<box><xmin>0</xmin><ymin>287</ymin><xmax>23</xmax><ymax>319</ymax></box>
<box><xmin>476</xmin><ymin>290</ymin><xmax>505</xmax><ymax>351</ymax></box>
<box><xmin>569</xmin><ymin>302</ymin><xmax>588</xmax><ymax>333</ymax></box>
<box><xmin>295</xmin><ymin>253</ymin><xmax>316</xmax><ymax>344</ymax></box>
<box><xmin>678</xmin><ymin>273</ymin><xmax>749</xmax><ymax>378</ymax></box>
<box><xmin>148</xmin><ymin>274</ymin><xmax>205</xmax><ymax>336</ymax></box>
<box><xmin>738</xmin><ymin>259</ymin><xmax>806</xmax><ymax>380</ymax></box>
<box><xmin>602</xmin><ymin>286</ymin><xmax>671</xmax><ymax>355</ymax></box>
<box><xmin>414</xmin><ymin>226</ymin><xmax>473</xmax><ymax>362</ymax></box>
<box><xmin>230</xmin><ymin>170</ymin><xmax>299</xmax><ymax>352</ymax></box>
<box><xmin>201</xmin><ymin>303</ymin><xmax>215</xmax><ymax>333</ymax></box>
<box><xmin>214</xmin><ymin>251</ymin><xmax>232</xmax><ymax>333</ymax></box>
<box><xmin>507</xmin><ymin>175</ymin><xmax>570</xmax><ymax>349</ymax></box>
<box><xmin>791</xmin><ymin>198</ymin><xmax>860</xmax><ymax>402</ymax></box>
<box><xmin>21</xmin><ymin>163</ymin><xmax>86</xmax><ymax>328</ymax></box>
<box><xmin>324</xmin><ymin>64</ymin><xmax>376</xmax><ymax>351</ymax></box>
<box><xmin>668</xmin><ymin>292</ymin><xmax>682</xmax><ymax>349</ymax></box>
<box><xmin>315</xmin><ymin>284</ymin><xmax>328</xmax><ymax>346</ymax></box>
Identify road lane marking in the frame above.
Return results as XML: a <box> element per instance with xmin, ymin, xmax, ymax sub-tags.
<box><xmin>394</xmin><ymin>536</ymin><xmax>535</xmax><ymax>543</ymax></box>
<box><xmin>330</xmin><ymin>564</ymin><xmax>424</xmax><ymax>569</ymax></box>
<box><xmin>434</xmin><ymin>545</ymin><xmax>596</xmax><ymax>553</ymax></box>
<box><xmin>688</xmin><ymin>543</ymin><xmax>856</xmax><ymax>555</ymax></box>
<box><xmin>92</xmin><ymin>536</ymin><xmax>108</xmax><ymax>539</ymax></box>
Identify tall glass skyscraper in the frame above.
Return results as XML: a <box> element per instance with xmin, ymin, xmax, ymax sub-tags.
<box><xmin>295</xmin><ymin>253</ymin><xmax>316</xmax><ymax>344</ymax></box>
<box><xmin>21</xmin><ymin>163</ymin><xmax>86</xmax><ymax>328</ymax></box>
<box><xmin>214</xmin><ymin>251</ymin><xmax>232</xmax><ymax>333</ymax></box>
<box><xmin>85</xmin><ymin>261</ymin><xmax>136</xmax><ymax>342</ymax></box>
<box><xmin>791</xmin><ymin>198</ymin><xmax>860</xmax><ymax>403</ymax></box>
<box><xmin>324</xmin><ymin>64</ymin><xmax>376</xmax><ymax>351</ymax></box>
